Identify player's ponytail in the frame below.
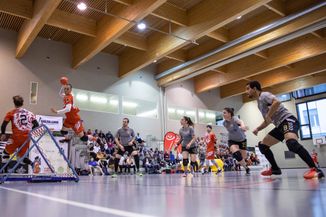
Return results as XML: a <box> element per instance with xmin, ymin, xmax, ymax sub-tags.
<box><xmin>183</xmin><ymin>116</ymin><xmax>194</xmax><ymax>127</ymax></box>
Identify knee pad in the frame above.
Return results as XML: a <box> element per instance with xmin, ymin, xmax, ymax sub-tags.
<box><xmin>183</xmin><ymin>159</ymin><xmax>189</xmax><ymax>167</ymax></box>
<box><xmin>61</xmin><ymin>130</ymin><xmax>68</xmax><ymax>136</ymax></box>
<box><xmin>232</xmin><ymin>151</ymin><xmax>243</xmax><ymax>162</ymax></box>
<box><xmin>286</xmin><ymin>139</ymin><xmax>302</xmax><ymax>153</ymax></box>
<box><xmin>258</xmin><ymin>142</ymin><xmax>270</xmax><ymax>155</ymax></box>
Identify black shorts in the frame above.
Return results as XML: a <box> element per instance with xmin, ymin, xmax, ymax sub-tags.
<box><xmin>268</xmin><ymin>116</ymin><xmax>300</xmax><ymax>141</ymax></box>
<box><xmin>117</xmin><ymin>146</ymin><xmax>134</xmax><ymax>156</ymax></box>
<box><xmin>182</xmin><ymin>146</ymin><xmax>198</xmax><ymax>154</ymax></box>
<box><xmin>228</xmin><ymin>139</ymin><xmax>247</xmax><ymax>150</ymax></box>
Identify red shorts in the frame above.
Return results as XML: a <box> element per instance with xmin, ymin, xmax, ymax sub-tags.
<box><xmin>63</xmin><ymin>118</ymin><xmax>84</xmax><ymax>134</ymax></box>
<box><xmin>6</xmin><ymin>134</ymin><xmax>30</xmax><ymax>157</ymax></box>
<box><xmin>206</xmin><ymin>150</ymin><xmax>215</xmax><ymax>160</ymax></box>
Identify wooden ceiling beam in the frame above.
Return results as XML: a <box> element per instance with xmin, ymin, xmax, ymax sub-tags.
<box><xmin>0</xmin><ymin>0</ymin><xmax>32</xmax><ymax>19</ymax></box>
<box><xmin>206</xmin><ymin>28</ymin><xmax>229</xmax><ymax>43</ymax></box>
<box><xmin>242</xmin><ymin>71</ymin><xmax>326</xmax><ymax>102</ymax></box>
<box><xmin>221</xmin><ymin>54</ymin><xmax>326</xmax><ymax>98</ymax></box>
<box><xmin>16</xmin><ymin>0</ymin><xmax>62</xmax><ymax>58</ymax></box>
<box><xmin>114</xmin><ymin>32</ymin><xmax>147</xmax><ymax>51</ymax></box>
<box><xmin>72</xmin><ymin>0</ymin><xmax>166</xmax><ymax>69</ymax></box>
<box><xmin>194</xmin><ymin>35</ymin><xmax>326</xmax><ymax>93</ymax></box>
<box><xmin>119</xmin><ymin>0</ymin><xmax>270</xmax><ymax>77</ymax></box>
<box><xmin>113</xmin><ymin>0</ymin><xmax>187</xmax><ymax>26</ymax></box>
<box><xmin>158</xmin><ymin>6</ymin><xmax>326</xmax><ymax>87</ymax></box>
<box><xmin>264</xmin><ymin>0</ymin><xmax>286</xmax><ymax>16</ymax></box>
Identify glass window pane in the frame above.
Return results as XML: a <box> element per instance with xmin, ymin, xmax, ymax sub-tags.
<box><xmin>308</xmin><ymin>99</ymin><xmax>326</xmax><ymax>138</ymax></box>
<box><xmin>297</xmin><ymin>103</ymin><xmax>309</xmax><ymax>125</ymax></box>
<box><xmin>73</xmin><ymin>89</ymin><xmax>119</xmax><ymax>114</ymax></box>
<box><xmin>300</xmin><ymin>125</ymin><xmax>311</xmax><ymax>139</ymax></box>
<box><xmin>198</xmin><ymin>109</ymin><xmax>222</xmax><ymax>125</ymax></box>
<box><xmin>276</xmin><ymin>93</ymin><xmax>291</xmax><ymax>102</ymax></box>
<box><xmin>122</xmin><ymin>97</ymin><xmax>158</xmax><ymax>119</ymax></box>
<box><xmin>168</xmin><ymin>107</ymin><xmax>196</xmax><ymax>122</ymax></box>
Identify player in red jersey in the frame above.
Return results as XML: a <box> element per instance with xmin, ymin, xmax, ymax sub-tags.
<box><xmin>51</xmin><ymin>83</ymin><xmax>91</xmax><ymax>143</ymax></box>
<box><xmin>203</xmin><ymin>125</ymin><xmax>222</xmax><ymax>174</ymax></box>
<box><xmin>0</xmin><ymin>96</ymin><xmax>39</xmax><ymax>164</ymax></box>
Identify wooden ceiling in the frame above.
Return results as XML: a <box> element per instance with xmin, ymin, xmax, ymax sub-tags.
<box><xmin>0</xmin><ymin>0</ymin><xmax>325</xmax><ymax>102</ymax></box>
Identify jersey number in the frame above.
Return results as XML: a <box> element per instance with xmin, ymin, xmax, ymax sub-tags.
<box><xmin>20</xmin><ymin>114</ymin><xmax>28</xmax><ymax>126</ymax></box>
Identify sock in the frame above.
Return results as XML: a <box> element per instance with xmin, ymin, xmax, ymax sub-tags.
<box><xmin>134</xmin><ymin>155</ymin><xmax>140</xmax><ymax>171</ymax></box>
<box><xmin>114</xmin><ymin>158</ymin><xmax>119</xmax><ymax>173</ymax></box>
<box><xmin>194</xmin><ymin>161</ymin><xmax>199</xmax><ymax>172</ymax></box>
<box><xmin>264</xmin><ymin>149</ymin><xmax>280</xmax><ymax>170</ymax></box>
<box><xmin>296</xmin><ymin>145</ymin><xmax>317</xmax><ymax>168</ymax></box>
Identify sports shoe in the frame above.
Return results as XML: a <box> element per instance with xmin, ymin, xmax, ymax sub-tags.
<box><xmin>304</xmin><ymin>168</ymin><xmax>325</xmax><ymax>179</ymax></box>
<box><xmin>245</xmin><ymin>167</ymin><xmax>250</xmax><ymax>175</ymax></box>
<box><xmin>59</xmin><ymin>138</ymin><xmax>70</xmax><ymax>143</ymax></box>
<box><xmin>261</xmin><ymin>168</ymin><xmax>282</xmax><ymax>176</ymax></box>
<box><xmin>111</xmin><ymin>173</ymin><xmax>117</xmax><ymax>178</ymax></box>
<box><xmin>182</xmin><ymin>173</ymin><xmax>187</xmax><ymax>177</ymax></box>
<box><xmin>216</xmin><ymin>168</ymin><xmax>222</xmax><ymax>174</ymax></box>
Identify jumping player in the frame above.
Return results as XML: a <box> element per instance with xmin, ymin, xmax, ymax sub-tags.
<box><xmin>176</xmin><ymin>116</ymin><xmax>198</xmax><ymax>177</ymax></box>
<box><xmin>51</xmin><ymin>83</ymin><xmax>90</xmax><ymax>143</ymax></box>
<box><xmin>246</xmin><ymin>80</ymin><xmax>324</xmax><ymax>179</ymax></box>
<box><xmin>204</xmin><ymin>125</ymin><xmax>222</xmax><ymax>174</ymax></box>
<box><xmin>0</xmin><ymin>96</ymin><xmax>39</xmax><ymax>165</ymax></box>
<box><xmin>223</xmin><ymin>108</ymin><xmax>250</xmax><ymax>175</ymax></box>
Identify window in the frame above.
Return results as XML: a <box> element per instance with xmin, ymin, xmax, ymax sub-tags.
<box><xmin>296</xmin><ymin>98</ymin><xmax>326</xmax><ymax>139</ymax></box>
<box><xmin>292</xmin><ymin>83</ymin><xmax>326</xmax><ymax>99</ymax></box>
<box><xmin>276</xmin><ymin>93</ymin><xmax>291</xmax><ymax>102</ymax></box>
<box><xmin>198</xmin><ymin>109</ymin><xmax>223</xmax><ymax>126</ymax></box>
<box><xmin>122</xmin><ymin>97</ymin><xmax>158</xmax><ymax>119</ymax></box>
<box><xmin>72</xmin><ymin>89</ymin><xmax>119</xmax><ymax>114</ymax></box>
<box><xmin>168</xmin><ymin>106</ymin><xmax>196</xmax><ymax>122</ymax></box>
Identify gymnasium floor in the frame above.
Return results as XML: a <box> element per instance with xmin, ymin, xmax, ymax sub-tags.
<box><xmin>0</xmin><ymin>169</ymin><xmax>325</xmax><ymax>217</ymax></box>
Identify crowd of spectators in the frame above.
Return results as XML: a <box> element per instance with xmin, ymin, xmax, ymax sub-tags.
<box><xmin>74</xmin><ymin>130</ymin><xmax>260</xmax><ymax>176</ymax></box>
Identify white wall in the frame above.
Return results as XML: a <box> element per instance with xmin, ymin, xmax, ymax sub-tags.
<box><xmin>0</xmin><ymin>29</ymin><xmax>162</xmax><ymax>139</ymax></box>
<box><xmin>165</xmin><ymin>80</ymin><xmax>241</xmax><ymax>137</ymax></box>
<box><xmin>237</xmin><ymin>97</ymin><xmax>326</xmax><ymax>168</ymax></box>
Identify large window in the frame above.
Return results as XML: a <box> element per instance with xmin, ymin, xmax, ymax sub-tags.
<box><xmin>292</xmin><ymin>83</ymin><xmax>326</xmax><ymax>99</ymax></box>
<box><xmin>122</xmin><ymin>97</ymin><xmax>158</xmax><ymax>119</ymax></box>
<box><xmin>198</xmin><ymin>109</ymin><xmax>223</xmax><ymax>126</ymax></box>
<box><xmin>296</xmin><ymin>98</ymin><xmax>326</xmax><ymax>139</ymax></box>
<box><xmin>73</xmin><ymin>89</ymin><xmax>119</xmax><ymax>114</ymax></box>
<box><xmin>168</xmin><ymin>106</ymin><xmax>196</xmax><ymax>122</ymax></box>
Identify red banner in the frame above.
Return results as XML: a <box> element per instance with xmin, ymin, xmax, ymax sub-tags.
<box><xmin>164</xmin><ymin>132</ymin><xmax>177</xmax><ymax>152</ymax></box>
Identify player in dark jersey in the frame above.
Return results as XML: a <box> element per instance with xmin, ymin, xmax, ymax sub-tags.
<box><xmin>246</xmin><ymin>81</ymin><xmax>324</xmax><ymax>179</ymax></box>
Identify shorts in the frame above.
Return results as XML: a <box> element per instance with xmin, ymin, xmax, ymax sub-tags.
<box><xmin>117</xmin><ymin>145</ymin><xmax>135</xmax><ymax>156</ymax></box>
<box><xmin>63</xmin><ymin>118</ymin><xmax>84</xmax><ymax>134</ymax></box>
<box><xmin>182</xmin><ymin>146</ymin><xmax>198</xmax><ymax>154</ymax></box>
<box><xmin>228</xmin><ymin>139</ymin><xmax>247</xmax><ymax>150</ymax></box>
<box><xmin>268</xmin><ymin>116</ymin><xmax>299</xmax><ymax>141</ymax></box>
<box><xmin>206</xmin><ymin>150</ymin><xmax>215</xmax><ymax>160</ymax></box>
<box><xmin>5</xmin><ymin>134</ymin><xmax>30</xmax><ymax>157</ymax></box>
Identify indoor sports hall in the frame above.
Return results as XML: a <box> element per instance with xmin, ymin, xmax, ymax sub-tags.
<box><xmin>0</xmin><ymin>1</ymin><xmax>325</xmax><ymax>217</ymax></box>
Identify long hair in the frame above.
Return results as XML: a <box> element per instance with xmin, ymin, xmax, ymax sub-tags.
<box><xmin>183</xmin><ymin>116</ymin><xmax>194</xmax><ymax>127</ymax></box>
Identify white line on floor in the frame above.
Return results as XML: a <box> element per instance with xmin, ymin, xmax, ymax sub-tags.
<box><xmin>0</xmin><ymin>186</ymin><xmax>156</xmax><ymax>217</ymax></box>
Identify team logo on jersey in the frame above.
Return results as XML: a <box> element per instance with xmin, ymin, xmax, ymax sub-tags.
<box><xmin>13</xmin><ymin>109</ymin><xmax>34</xmax><ymax>131</ymax></box>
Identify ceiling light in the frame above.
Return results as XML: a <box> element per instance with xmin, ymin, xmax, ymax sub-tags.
<box><xmin>109</xmin><ymin>99</ymin><xmax>119</xmax><ymax>106</ymax></box>
<box><xmin>236</xmin><ymin>16</ymin><xmax>242</xmax><ymax>20</ymax></box>
<box><xmin>77</xmin><ymin>2</ymin><xmax>87</xmax><ymax>11</ymax></box>
<box><xmin>137</xmin><ymin>22</ymin><xmax>146</xmax><ymax>30</ymax></box>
